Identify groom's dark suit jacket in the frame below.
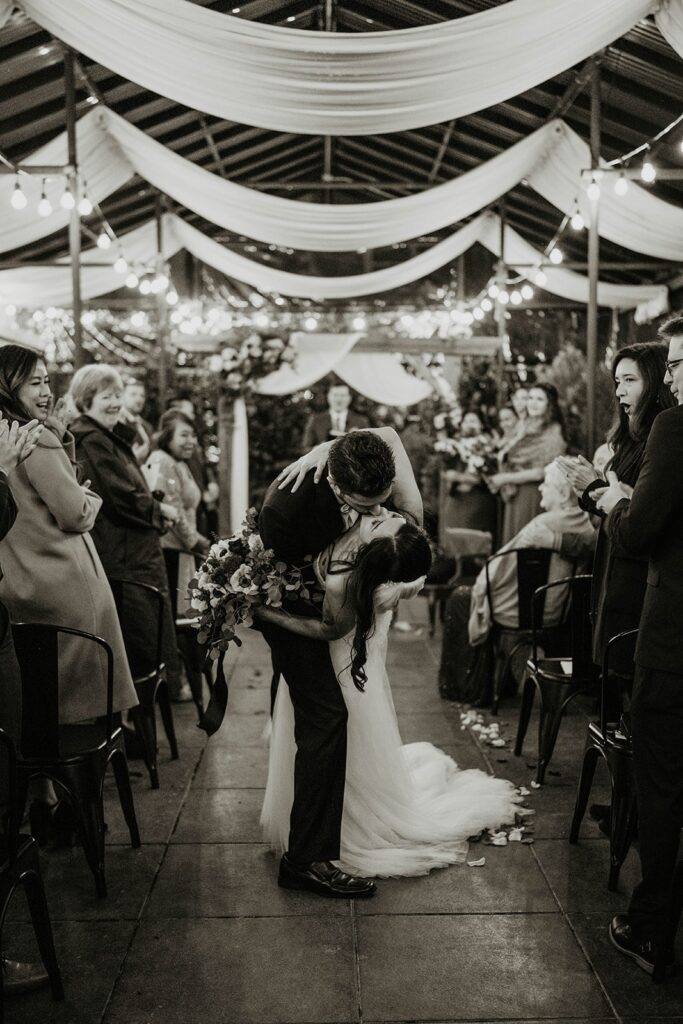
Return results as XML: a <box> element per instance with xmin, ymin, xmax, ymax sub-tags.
<box><xmin>259</xmin><ymin>470</ymin><xmax>345</xmax><ymax>571</ymax></box>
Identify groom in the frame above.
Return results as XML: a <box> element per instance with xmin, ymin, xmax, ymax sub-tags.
<box><xmin>258</xmin><ymin>427</ymin><xmax>422</xmax><ymax>898</ymax></box>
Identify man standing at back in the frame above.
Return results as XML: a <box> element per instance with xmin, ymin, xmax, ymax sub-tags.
<box><xmin>597</xmin><ymin>314</ymin><xmax>683</xmax><ymax>974</ymax></box>
<box><xmin>258</xmin><ymin>427</ymin><xmax>422</xmax><ymax>898</ymax></box>
<box><xmin>302</xmin><ymin>382</ymin><xmax>369</xmax><ymax>451</ymax></box>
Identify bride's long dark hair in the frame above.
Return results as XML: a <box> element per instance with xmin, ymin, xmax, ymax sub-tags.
<box><xmin>343</xmin><ymin>521</ymin><xmax>432</xmax><ymax>692</ymax></box>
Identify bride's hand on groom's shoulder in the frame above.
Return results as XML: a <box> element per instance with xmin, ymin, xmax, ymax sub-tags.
<box><xmin>278</xmin><ymin>441</ymin><xmax>333</xmax><ymax>492</ymax></box>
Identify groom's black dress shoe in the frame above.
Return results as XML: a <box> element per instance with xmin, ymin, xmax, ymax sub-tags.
<box><xmin>278</xmin><ymin>855</ymin><xmax>376</xmax><ymax>899</ymax></box>
<box><xmin>609</xmin><ymin>915</ymin><xmax>674</xmax><ymax>976</ymax></box>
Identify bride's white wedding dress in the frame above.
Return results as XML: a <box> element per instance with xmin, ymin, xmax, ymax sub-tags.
<box><xmin>260</xmin><ymin>524</ymin><xmax>523</xmax><ymax>878</ymax></box>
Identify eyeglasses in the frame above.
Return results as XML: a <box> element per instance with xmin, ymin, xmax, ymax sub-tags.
<box><xmin>666</xmin><ymin>357</ymin><xmax>683</xmax><ymax>375</ymax></box>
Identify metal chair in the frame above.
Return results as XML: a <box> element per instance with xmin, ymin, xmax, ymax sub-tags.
<box><xmin>514</xmin><ymin>574</ymin><xmax>596</xmax><ymax>784</ymax></box>
<box><xmin>569</xmin><ymin>628</ymin><xmax>638</xmax><ymax>891</ymax></box>
<box><xmin>109</xmin><ymin>578</ymin><xmax>179</xmax><ymax>788</ymax></box>
<box><xmin>12</xmin><ymin>623</ymin><xmax>140</xmax><ymax>898</ymax></box>
<box><xmin>484</xmin><ymin>547</ymin><xmax>555</xmax><ymax>714</ymax></box>
<box><xmin>421</xmin><ymin>528</ymin><xmax>493</xmax><ymax>636</ymax></box>
<box><xmin>0</xmin><ymin>727</ymin><xmax>64</xmax><ymax>1019</ymax></box>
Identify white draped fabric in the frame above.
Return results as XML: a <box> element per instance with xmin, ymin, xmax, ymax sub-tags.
<box><xmin>0</xmin><ymin>110</ymin><xmax>131</xmax><ymax>256</ymax></box>
<box><xmin>0</xmin><ymin>0</ymin><xmax>13</xmax><ymax>28</ymax></box>
<box><xmin>0</xmin><ymin>212</ymin><xmax>667</xmax><ymax>316</ymax></box>
<box><xmin>17</xmin><ymin>0</ymin><xmax>682</xmax><ymax>136</ymax></box>
<box><xmin>5</xmin><ymin>110</ymin><xmax>683</xmax><ymax>264</ymax></box>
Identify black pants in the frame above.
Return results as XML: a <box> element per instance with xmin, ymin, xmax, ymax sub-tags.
<box><xmin>628</xmin><ymin>664</ymin><xmax>683</xmax><ymax>940</ymax></box>
<box><xmin>261</xmin><ymin>619</ymin><xmax>347</xmax><ymax>865</ymax></box>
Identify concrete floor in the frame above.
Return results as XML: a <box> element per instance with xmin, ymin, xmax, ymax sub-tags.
<box><xmin>5</xmin><ymin>602</ymin><xmax>683</xmax><ymax>1023</ymax></box>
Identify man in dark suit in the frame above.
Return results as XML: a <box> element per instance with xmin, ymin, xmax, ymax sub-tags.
<box><xmin>258</xmin><ymin>428</ymin><xmax>422</xmax><ymax>898</ymax></box>
<box><xmin>302</xmin><ymin>383</ymin><xmax>369</xmax><ymax>451</ymax></box>
<box><xmin>597</xmin><ymin>314</ymin><xmax>683</xmax><ymax>974</ymax></box>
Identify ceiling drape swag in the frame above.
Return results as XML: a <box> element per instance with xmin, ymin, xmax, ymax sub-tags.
<box><xmin>0</xmin><ymin>212</ymin><xmax>667</xmax><ymax>316</ymax></box>
<box><xmin>16</xmin><ymin>0</ymin><xmax>679</xmax><ymax>136</ymax></box>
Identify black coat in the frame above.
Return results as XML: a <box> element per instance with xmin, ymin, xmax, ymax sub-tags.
<box><xmin>71</xmin><ymin>415</ymin><xmax>165</xmax><ymax>586</ymax></box>
<box><xmin>302</xmin><ymin>410</ymin><xmax>369</xmax><ymax>451</ymax></box>
<box><xmin>0</xmin><ymin>472</ymin><xmax>16</xmax><ymax>641</ymax></box>
<box><xmin>259</xmin><ymin>470</ymin><xmax>344</xmax><ymax>568</ymax></box>
<box><xmin>607</xmin><ymin>405</ymin><xmax>683</xmax><ymax>674</ymax></box>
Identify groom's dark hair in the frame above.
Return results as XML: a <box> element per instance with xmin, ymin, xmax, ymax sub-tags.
<box><xmin>328</xmin><ymin>430</ymin><xmax>395</xmax><ymax>496</ymax></box>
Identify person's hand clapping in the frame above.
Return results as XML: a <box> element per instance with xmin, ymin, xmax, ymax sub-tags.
<box><xmin>595</xmin><ymin>470</ymin><xmax>632</xmax><ymax>515</ymax></box>
<box><xmin>160</xmin><ymin>501</ymin><xmax>179</xmax><ymax>525</ymax></box>
<box><xmin>0</xmin><ymin>416</ymin><xmax>43</xmax><ymax>475</ymax></box>
<box><xmin>555</xmin><ymin>454</ymin><xmax>597</xmax><ymax>496</ymax></box>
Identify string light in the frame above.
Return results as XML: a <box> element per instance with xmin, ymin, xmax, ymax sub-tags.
<box><xmin>614</xmin><ymin>174</ymin><xmax>629</xmax><ymax>197</ymax></box>
<box><xmin>60</xmin><ymin>184</ymin><xmax>75</xmax><ymax>210</ymax></box>
<box><xmin>139</xmin><ymin>277</ymin><xmax>152</xmax><ymax>295</ymax></box>
<box><xmin>570</xmin><ymin>210</ymin><xmax>585</xmax><ymax>231</ymax></box>
<box><xmin>521</xmin><ymin>284</ymin><xmax>534</xmax><ymax>300</ymax></box>
<box><xmin>472</xmin><ymin>307</ymin><xmax>484</xmax><ymax>321</ymax></box>
<box><xmin>586</xmin><ymin>179</ymin><xmax>600</xmax><ymax>202</ymax></box>
<box><xmin>114</xmin><ymin>255</ymin><xmax>127</xmax><ymax>274</ymax></box>
<box><xmin>352</xmin><ymin>314</ymin><xmax>367</xmax><ymax>330</ymax></box>
<box><xmin>487</xmin><ymin>283</ymin><xmax>499</xmax><ymax>298</ymax></box>
<box><xmin>96</xmin><ymin>230</ymin><xmax>111</xmax><ymax>250</ymax></box>
<box><xmin>125</xmin><ymin>271</ymin><xmax>139</xmax><ymax>289</ymax></box>
<box><xmin>166</xmin><ymin>289</ymin><xmax>179</xmax><ymax>305</ymax></box>
<box><xmin>510</xmin><ymin>290</ymin><xmax>522</xmax><ymax>305</ymax></box>
<box><xmin>534</xmin><ymin>269</ymin><xmax>547</xmax><ymax>287</ymax></box>
<box><xmin>77</xmin><ymin>193</ymin><xmax>93</xmax><ymax>216</ymax></box>
<box><xmin>480</xmin><ymin>297</ymin><xmax>493</xmax><ymax>312</ymax></box>
<box><xmin>498</xmin><ymin>290</ymin><xmax>510</xmax><ymax>305</ymax></box>
<box><xmin>10</xmin><ymin>178</ymin><xmax>27</xmax><ymax>210</ymax></box>
<box><xmin>641</xmin><ymin>160</ymin><xmax>656</xmax><ymax>184</ymax></box>
<box><xmin>304</xmin><ymin>316</ymin><xmax>318</xmax><ymax>330</ymax></box>
<box><xmin>37</xmin><ymin>180</ymin><xmax>52</xmax><ymax>217</ymax></box>
<box><xmin>549</xmin><ymin>247</ymin><xmax>563</xmax><ymax>265</ymax></box>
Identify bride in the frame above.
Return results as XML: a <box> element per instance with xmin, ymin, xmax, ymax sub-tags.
<box><xmin>256</xmin><ymin>508</ymin><xmax>523</xmax><ymax>878</ymax></box>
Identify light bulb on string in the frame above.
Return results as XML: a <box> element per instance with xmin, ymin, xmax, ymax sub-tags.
<box><xmin>166</xmin><ymin>289</ymin><xmax>178</xmax><ymax>306</ymax></box>
<box><xmin>473</xmin><ymin>307</ymin><xmax>484</xmax><ymax>321</ymax></box>
<box><xmin>114</xmin><ymin>255</ymin><xmax>127</xmax><ymax>274</ymax></box>
<box><xmin>570</xmin><ymin>210</ymin><xmax>585</xmax><ymax>231</ymax></box>
<box><xmin>304</xmin><ymin>316</ymin><xmax>318</xmax><ymax>331</ymax></box>
<box><xmin>480</xmin><ymin>297</ymin><xmax>493</xmax><ymax>312</ymax></box>
<box><xmin>60</xmin><ymin>184</ymin><xmax>75</xmax><ymax>210</ymax></box>
<box><xmin>125</xmin><ymin>271</ymin><xmax>139</xmax><ymax>289</ymax></box>
<box><xmin>487</xmin><ymin>283</ymin><xmax>499</xmax><ymax>298</ymax></box>
<box><xmin>77</xmin><ymin>193</ymin><xmax>93</xmax><ymax>216</ymax></box>
<box><xmin>510</xmin><ymin>290</ymin><xmax>522</xmax><ymax>305</ymax></box>
<box><xmin>586</xmin><ymin>179</ymin><xmax>600</xmax><ymax>202</ymax></box>
<box><xmin>139</xmin><ymin>278</ymin><xmax>152</xmax><ymax>295</ymax></box>
<box><xmin>549</xmin><ymin>247</ymin><xmax>563</xmax><ymax>265</ymax></box>
<box><xmin>641</xmin><ymin>160</ymin><xmax>656</xmax><ymax>184</ymax></box>
<box><xmin>96</xmin><ymin>230</ymin><xmax>111</xmax><ymax>250</ymax></box>
<box><xmin>534</xmin><ymin>269</ymin><xmax>547</xmax><ymax>287</ymax></box>
<box><xmin>521</xmin><ymin>284</ymin><xmax>534</xmax><ymax>300</ymax></box>
<box><xmin>614</xmin><ymin>173</ymin><xmax>629</xmax><ymax>197</ymax></box>
<box><xmin>352</xmin><ymin>314</ymin><xmax>367</xmax><ymax>330</ymax></box>
<box><xmin>37</xmin><ymin>180</ymin><xmax>52</xmax><ymax>217</ymax></box>
<box><xmin>498</xmin><ymin>290</ymin><xmax>510</xmax><ymax>305</ymax></box>
<box><xmin>10</xmin><ymin>178</ymin><xmax>27</xmax><ymax>210</ymax></box>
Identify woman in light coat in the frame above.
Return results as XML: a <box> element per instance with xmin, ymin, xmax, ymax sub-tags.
<box><xmin>0</xmin><ymin>346</ymin><xmax>137</xmax><ymax>725</ymax></box>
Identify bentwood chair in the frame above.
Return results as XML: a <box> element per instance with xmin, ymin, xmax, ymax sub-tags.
<box><xmin>569</xmin><ymin>628</ymin><xmax>639</xmax><ymax>892</ymax></box>
<box><xmin>109</xmin><ymin>578</ymin><xmax>179</xmax><ymax>788</ymax></box>
<box><xmin>514</xmin><ymin>574</ymin><xmax>596</xmax><ymax>784</ymax></box>
<box><xmin>12</xmin><ymin>623</ymin><xmax>140</xmax><ymax>898</ymax></box>
<box><xmin>0</xmin><ymin>727</ymin><xmax>64</xmax><ymax>1019</ymax></box>
<box><xmin>484</xmin><ymin>547</ymin><xmax>555</xmax><ymax>714</ymax></box>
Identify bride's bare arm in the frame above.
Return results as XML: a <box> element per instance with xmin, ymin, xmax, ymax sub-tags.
<box><xmin>254</xmin><ymin>577</ymin><xmax>356</xmax><ymax>642</ymax></box>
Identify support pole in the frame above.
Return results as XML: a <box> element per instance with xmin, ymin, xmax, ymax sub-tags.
<box><xmin>494</xmin><ymin>203</ymin><xmax>507</xmax><ymax>403</ymax></box>
<box><xmin>155</xmin><ymin>196</ymin><xmax>169</xmax><ymax>409</ymax></box>
<box><xmin>322</xmin><ymin>0</ymin><xmax>335</xmax><ymax>202</ymax></box>
<box><xmin>586</xmin><ymin>58</ymin><xmax>601</xmax><ymax>456</ymax></box>
<box><xmin>64</xmin><ymin>50</ymin><xmax>84</xmax><ymax>368</ymax></box>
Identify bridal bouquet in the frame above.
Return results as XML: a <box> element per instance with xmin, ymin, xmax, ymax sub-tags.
<box><xmin>188</xmin><ymin>508</ymin><xmax>311</xmax><ymax>657</ymax></box>
<box><xmin>455</xmin><ymin>434</ymin><xmax>498</xmax><ymax>478</ymax></box>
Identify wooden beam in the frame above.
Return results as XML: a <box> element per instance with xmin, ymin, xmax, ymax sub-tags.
<box><xmin>586</xmin><ymin>57</ymin><xmax>601</xmax><ymax>456</ymax></box>
<box><xmin>64</xmin><ymin>49</ymin><xmax>85</xmax><ymax>369</ymax></box>
<box><xmin>427</xmin><ymin>120</ymin><xmax>456</xmax><ymax>184</ymax></box>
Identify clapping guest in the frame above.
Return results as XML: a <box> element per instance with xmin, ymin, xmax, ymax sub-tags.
<box><xmin>0</xmin><ymin>347</ymin><xmax>138</xmax><ymax>833</ymax></box>
<box><xmin>556</xmin><ymin>342</ymin><xmax>674</xmax><ymax>679</ymax></box>
<box><xmin>69</xmin><ymin>365</ymin><xmax>188</xmax><ymax>702</ymax></box>
<box><xmin>488</xmin><ymin>384</ymin><xmax>567</xmax><ymax>544</ymax></box>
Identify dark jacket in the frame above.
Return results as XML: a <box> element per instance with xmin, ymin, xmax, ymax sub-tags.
<box><xmin>259</xmin><ymin>470</ymin><xmax>344</xmax><ymax>567</ymax></box>
<box><xmin>71</xmin><ymin>415</ymin><xmax>165</xmax><ymax>585</ymax></box>
<box><xmin>607</xmin><ymin>406</ymin><xmax>683</xmax><ymax>674</ymax></box>
<box><xmin>302</xmin><ymin>410</ymin><xmax>369</xmax><ymax>451</ymax></box>
<box><xmin>0</xmin><ymin>472</ymin><xmax>16</xmax><ymax>640</ymax></box>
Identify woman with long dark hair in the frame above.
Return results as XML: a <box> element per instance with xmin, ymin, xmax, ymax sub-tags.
<box><xmin>488</xmin><ymin>382</ymin><xmax>567</xmax><ymax>543</ymax></box>
<box><xmin>256</xmin><ymin>509</ymin><xmax>522</xmax><ymax>877</ymax></box>
<box><xmin>557</xmin><ymin>341</ymin><xmax>674</xmax><ymax>675</ymax></box>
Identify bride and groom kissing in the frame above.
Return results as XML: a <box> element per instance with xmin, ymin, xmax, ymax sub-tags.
<box><xmin>255</xmin><ymin>427</ymin><xmax>520</xmax><ymax>899</ymax></box>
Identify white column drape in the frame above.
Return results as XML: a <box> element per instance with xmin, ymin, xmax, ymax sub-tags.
<box><xmin>17</xmin><ymin>0</ymin><xmax>678</xmax><ymax>136</ymax></box>
<box><xmin>0</xmin><ymin>212</ymin><xmax>667</xmax><ymax>315</ymax></box>
<box><xmin>0</xmin><ymin>110</ymin><xmax>131</xmax><ymax>255</ymax></box>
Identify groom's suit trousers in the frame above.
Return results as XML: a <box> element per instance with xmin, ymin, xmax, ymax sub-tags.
<box><xmin>261</xmin><ymin>618</ymin><xmax>348</xmax><ymax>864</ymax></box>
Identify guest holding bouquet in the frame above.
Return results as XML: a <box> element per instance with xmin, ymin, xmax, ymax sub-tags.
<box><xmin>488</xmin><ymin>384</ymin><xmax>567</xmax><ymax>544</ymax></box>
<box><xmin>438</xmin><ymin>410</ymin><xmax>498</xmax><ymax>537</ymax></box>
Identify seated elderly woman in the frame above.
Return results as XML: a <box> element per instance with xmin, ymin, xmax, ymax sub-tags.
<box><xmin>439</xmin><ymin>461</ymin><xmax>595</xmax><ymax>704</ymax></box>
<box><xmin>68</xmin><ymin>364</ymin><xmax>186</xmax><ymax>701</ymax></box>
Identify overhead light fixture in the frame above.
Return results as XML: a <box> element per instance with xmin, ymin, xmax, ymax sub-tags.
<box><xmin>487</xmin><ymin>283</ymin><xmax>499</xmax><ymax>299</ymax></box>
<box><xmin>60</xmin><ymin>184</ymin><xmax>75</xmax><ymax>210</ymax></box>
<box><xmin>125</xmin><ymin>271</ymin><xmax>139</xmax><ymax>289</ymax></box>
<box><xmin>77</xmin><ymin>194</ymin><xmax>93</xmax><ymax>216</ymax></box>
<box><xmin>10</xmin><ymin>178</ymin><xmax>27</xmax><ymax>210</ymax></box>
<box><xmin>96</xmin><ymin>230</ymin><xmax>111</xmax><ymax>250</ymax></box>
<box><xmin>614</xmin><ymin>173</ymin><xmax>629</xmax><ymax>196</ymax></box>
<box><xmin>510</xmin><ymin>290</ymin><xmax>522</xmax><ymax>305</ymax></box>
<box><xmin>534</xmin><ymin>269</ymin><xmax>547</xmax><ymax>287</ymax></box>
<box><xmin>641</xmin><ymin>160</ymin><xmax>656</xmax><ymax>184</ymax></box>
<box><xmin>114</xmin><ymin>255</ymin><xmax>127</xmax><ymax>274</ymax></box>
<box><xmin>549</xmin><ymin>247</ymin><xmax>563</xmax><ymax>265</ymax></box>
<box><xmin>498</xmin><ymin>290</ymin><xmax>510</xmax><ymax>305</ymax></box>
<box><xmin>521</xmin><ymin>284</ymin><xmax>534</xmax><ymax>301</ymax></box>
<box><xmin>586</xmin><ymin>179</ymin><xmax>600</xmax><ymax>202</ymax></box>
<box><xmin>570</xmin><ymin>211</ymin><xmax>585</xmax><ymax>231</ymax></box>
<box><xmin>37</xmin><ymin>180</ymin><xmax>52</xmax><ymax>217</ymax></box>
<box><xmin>480</xmin><ymin>297</ymin><xmax>493</xmax><ymax>312</ymax></box>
